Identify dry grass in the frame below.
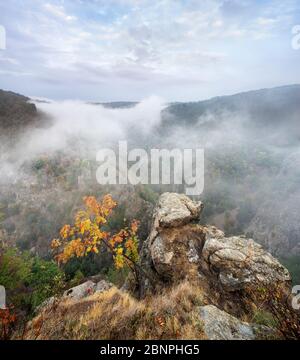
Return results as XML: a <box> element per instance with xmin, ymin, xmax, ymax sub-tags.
<box><xmin>21</xmin><ymin>280</ymin><xmax>206</xmax><ymax>340</ymax></box>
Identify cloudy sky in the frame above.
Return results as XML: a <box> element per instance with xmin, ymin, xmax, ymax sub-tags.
<box><xmin>0</xmin><ymin>0</ymin><xmax>299</xmax><ymax>101</ymax></box>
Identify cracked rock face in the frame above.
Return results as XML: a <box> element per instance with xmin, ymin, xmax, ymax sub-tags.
<box><xmin>202</xmin><ymin>236</ymin><xmax>291</xmax><ymax>291</ymax></box>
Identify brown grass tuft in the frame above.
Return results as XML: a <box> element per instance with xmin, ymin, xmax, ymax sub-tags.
<box><xmin>21</xmin><ymin>280</ymin><xmax>205</xmax><ymax>340</ymax></box>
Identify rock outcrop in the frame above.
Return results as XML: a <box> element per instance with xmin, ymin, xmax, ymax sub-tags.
<box><xmin>138</xmin><ymin>193</ymin><xmax>291</xmax><ymax>314</ymax></box>
<box><xmin>153</xmin><ymin>192</ymin><xmax>203</xmax><ymax>228</ymax></box>
<box><xmin>137</xmin><ymin>193</ymin><xmax>205</xmax><ymax>289</ymax></box>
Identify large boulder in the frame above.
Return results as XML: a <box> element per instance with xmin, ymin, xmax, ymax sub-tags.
<box><xmin>202</xmin><ymin>235</ymin><xmax>291</xmax><ymax>292</ymax></box>
<box><xmin>199</xmin><ymin>305</ymin><xmax>277</xmax><ymax>340</ymax></box>
<box><xmin>63</xmin><ymin>280</ymin><xmax>96</xmax><ymax>300</ymax></box>
<box><xmin>154</xmin><ymin>192</ymin><xmax>203</xmax><ymax>228</ymax></box>
<box><xmin>63</xmin><ymin>280</ymin><xmax>113</xmax><ymax>300</ymax></box>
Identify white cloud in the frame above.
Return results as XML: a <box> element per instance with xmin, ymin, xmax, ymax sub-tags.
<box><xmin>44</xmin><ymin>3</ymin><xmax>77</xmax><ymax>22</ymax></box>
<box><xmin>256</xmin><ymin>17</ymin><xmax>279</xmax><ymax>26</ymax></box>
<box><xmin>0</xmin><ymin>55</ymin><xmax>19</xmax><ymax>65</ymax></box>
<box><xmin>0</xmin><ymin>0</ymin><xmax>299</xmax><ymax>100</ymax></box>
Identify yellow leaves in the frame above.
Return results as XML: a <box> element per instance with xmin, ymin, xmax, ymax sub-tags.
<box><xmin>110</xmin><ymin>220</ymin><xmax>140</xmax><ymax>268</ymax></box>
<box><xmin>92</xmin><ymin>247</ymin><xmax>99</xmax><ymax>254</ymax></box>
<box><xmin>51</xmin><ymin>194</ymin><xmax>140</xmax><ymax>272</ymax></box>
<box><xmin>116</xmin><ymin>247</ymin><xmax>123</xmax><ymax>255</ymax></box>
<box><xmin>83</xmin><ymin>194</ymin><xmax>117</xmax><ymax>220</ymax></box>
<box><xmin>84</xmin><ymin>196</ymin><xmax>99</xmax><ymax>212</ymax></box>
<box><xmin>124</xmin><ymin>220</ymin><xmax>140</xmax><ymax>263</ymax></box>
<box><xmin>125</xmin><ymin>238</ymin><xmax>134</xmax><ymax>250</ymax></box>
<box><xmin>96</xmin><ymin>215</ymin><xmax>106</xmax><ymax>225</ymax></box>
<box><xmin>60</xmin><ymin>225</ymin><xmax>72</xmax><ymax>239</ymax></box>
<box><xmin>79</xmin><ymin>219</ymin><xmax>92</xmax><ymax>235</ymax></box>
<box><xmin>102</xmin><ymin>194</ymin><xmax>117</xmax><ymax>215</ymax></box>
<box><xmin>125</xmin><ymin>235</ymin><xmax>139</xmax><ymax>263</ymax></box>
<box><xmin>114</xmin><ymin>247</ymin><xmax>124</xmax><ymax>269</ymax></box>
<box><xmin>75</xmin><ymin>210</ymin><xmax>88</xmax><ymax>226</ymax></box>
<box><xmin>51</xmin><ymin>239</ymin><xmax>61</xmax><ymax>249</ymax></box>
<box><xmin>109</xmin><ymin>233</ymin><xmax>123</xmax><ymax>248</ymax></box>
<box><xmin>85</xmin><ymin>244</ymin><xmax>99</xmax><ymax>254</ymax></box>
<box><xmin>131</xmin><ymin>220</ymin><xmax>139</xmax><ymax>234</ymax></box>
<box><xmin>56</xmin><ymin>238</ymin><xmax>85</xmax><ymax>264</ymax></box>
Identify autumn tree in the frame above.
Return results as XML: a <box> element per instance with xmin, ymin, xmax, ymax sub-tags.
<box><xmin>51</xmin><ymin>195</ymin><xmax>141</xmax><ymax>283</ymax></box>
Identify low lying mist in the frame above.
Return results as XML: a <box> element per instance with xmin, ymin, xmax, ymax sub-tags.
<box><xmin>0</xmin><ymin>96</ymin><xmax>166</xmax><ymax>183</ymax></box>
<box><xmin>0</xmin><ymin>85</ymin><xmax>299</xmax><ymax>257</ymax></box>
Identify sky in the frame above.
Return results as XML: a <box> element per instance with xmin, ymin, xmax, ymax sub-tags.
<box><xmin>0</xmin><ymin>0</ymin><xmax>300</xmax><ymax>101</ymax></box>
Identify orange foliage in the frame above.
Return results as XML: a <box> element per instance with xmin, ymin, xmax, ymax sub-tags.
<box><xmin>51</xmin><ymin>195</ymin><xmax>139</xmax><ymax>271</ymax></box>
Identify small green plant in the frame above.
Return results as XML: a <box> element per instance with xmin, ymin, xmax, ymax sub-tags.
<box><xmin>252</xmin><ymin>310</ymin><xmax>278</xmax><ymax>328</ymax></box>
<box><xmin>69</xmin><ymin>270</ymin><xmax>85</xmax><ymax>287</ymax></box>
<box><xmin>0</xmin><ymin>247</ymin><xmax>65</xmax><ymax>313</ymax></box>
<box><xmin>106</xmin><ymin>267</ymin><xmax>129</xmax><ymax>287</ymax></box>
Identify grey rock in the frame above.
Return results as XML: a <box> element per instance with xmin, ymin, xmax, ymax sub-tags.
<box><xmin>138</xmin><ymin>193</ymin><xmax>205</xmax><ymax>294</ymax></box>
<box><xmin>187</xmin><ymin>240</ymin><xmax>199</xmax><ymax>263</ymax></box>
<box><xmin>137</xmin><ymin>192</ymin><xmax>291</xmax><ymax>303</ymax></box>
<box><xmin>154</xmin><ymin>192</ymin><xmax>203</xmax><ymax>229</ymax></box>
<box><xmin>151</xmin><ymin>236</ymin><xmax>174</xmax><ymax>264</ymax></box>
<box><xmin>199</xmin><ymin>305</ymin><xmax>276</xmax><ymax>340</ymax></box>
<box><xmin>63</xmin><ymin>280</ymin><xmax>96</xmax><ymax>300</ymax></box>
<box><xmin>95</xmin><ymin>280</ymin><xmax>113</xmax><ymax>293</ymax></box>
<box><xmin>202</xmin><ymin>235</ymin><xmax>291</xmax><ymax>291</ymax></box>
